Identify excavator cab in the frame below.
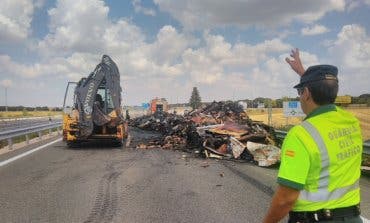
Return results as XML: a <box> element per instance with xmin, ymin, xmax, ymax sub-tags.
<box><xmin>62</xmin><ymin>55</ymin><xmax>127</xmax><ymax>147</ymax></box>
<box><xmin>95</xmin><ymin>80</ymin><xmax>114</xmax><ymax>114</ymax></box>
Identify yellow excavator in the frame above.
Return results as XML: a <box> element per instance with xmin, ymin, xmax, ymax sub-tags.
<box><xmin>62</xmin><ymin>55</ymin><xmax>127</xmax><ymax>147</ymax></box>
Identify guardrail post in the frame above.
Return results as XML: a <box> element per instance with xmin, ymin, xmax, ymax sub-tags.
<box><xmin>7</xmin><ymin>138</ymin><xmax>12</xmax><ymax>150</ymax></box>
<box><xmin>57</xmin><ymin>127</ymin><xmax>61</xmax><ymax>135</ymax></box>
<box><xmin>38</xmin><ymin>131</ymin><xmax>42</xmax><ymax>140</ymax></box>
<box><xmin>25</xmin><ymin>134</ymin><xmax>30</xmax><ymax>145</ymax></box>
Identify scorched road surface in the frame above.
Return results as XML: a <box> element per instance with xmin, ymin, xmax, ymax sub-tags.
<box><xmin>1</xmin><ymin>128</ymin><xmax>368</xmax><ymax>223</ymax></box>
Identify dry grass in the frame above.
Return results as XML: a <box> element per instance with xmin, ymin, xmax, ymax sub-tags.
<box><xmin>0</xmin><ymin>111</ymin><xmax>62</xmax><ymax>118</ymax></box>
<box><xmin>345</xmin><ymin>108</ymin><xmax>370</xmax><ymax>141</ymax></box>
<box><xmin>247</xmin><ymin>107</ymin><xmax>370</xmax><ymax>141</ymax></box>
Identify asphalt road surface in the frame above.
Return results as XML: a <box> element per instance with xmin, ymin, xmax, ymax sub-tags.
<box><xmin>0</xmin><ymin>128</ymin><xmax>369</xmax><ymax>223</ymax></box>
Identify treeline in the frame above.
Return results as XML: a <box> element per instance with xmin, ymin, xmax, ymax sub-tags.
<box><xmin>352</xmin><ymin>94</ymin><xmax>370</xmax><ymax>105</ymax></box>
<box><xmin>170</xmin><ymin>94</ymin><xmax>370</xmax><ymax>109</ymax></box>
<box><xmin>196</xmin><ymin>94</ymin><xmax>370</xmax><ymax>109</ymax></box>
<box><xmin>0</xmin><ymin>106</ymin><xmax>62</xmax><ymax>112</ymax></box>
<box><xmin>241</xmin><ymin>94</ymin><xmax>370</xmax><ymax>108</ymax></box>
<box><xmin>241</xmin><ymin>97</ymin><xmax>295</xmax><ymax>108</ymax></box>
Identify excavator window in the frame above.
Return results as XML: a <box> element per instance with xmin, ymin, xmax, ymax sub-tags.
<box><xmin>97</xmin><ymin>88</ymin><xmax>114</xmax><ymax>114</ymax></box>
<box><xmin>62</xmin><ymin>82</ymin><xmax>77</xmax><ymax>114</ymax></box>
<box><xmin>95</xmin><ymin>94</ymin><xmax>104</xmax><ymax>109</ymax></box>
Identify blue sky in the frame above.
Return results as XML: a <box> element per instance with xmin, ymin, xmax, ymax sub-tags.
<box><xmin>1</xmin><ymin>0</ymin><xmax>370</xmax><ymax>107</ymax></box>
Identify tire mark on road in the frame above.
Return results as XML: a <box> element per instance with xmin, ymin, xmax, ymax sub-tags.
<box><xmin>118</xmin><ymin>150</ymin><xmax>171</xmax><ymax>208</ymax></box>
<box><xmin>83</xmin><ymin>152</ymin><xmax>141</xmax><ymax>223</ymax></box>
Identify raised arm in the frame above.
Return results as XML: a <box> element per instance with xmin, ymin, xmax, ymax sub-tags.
<box><xmin>285</xmin><ymin>48</ymin><xmax>305</xmax><ymax>76</ymax></box>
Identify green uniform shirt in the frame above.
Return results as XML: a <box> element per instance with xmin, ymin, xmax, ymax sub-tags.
<box><xmin>277</xmin><ymin>104</ymin><xmax>362</xmax><ymax>211</ymax></box>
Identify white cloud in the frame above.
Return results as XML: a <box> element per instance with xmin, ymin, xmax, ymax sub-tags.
<box><xmin>147</xmin><ymin>32</ymin><xmax>293</xmax><ymax>90</ymax></box>
<box><xmin>234</xmin><ymin>51</ymin><xmax>319</xmax><ymax>99</ymax></box>
<box><xmin>346</xmin><ymin>0</ymin><xmax>362</xmax><ymax>11</ymax></box>
<box><xmin>38</xmin><ymin>0</ymin><xmax>109</xmax><ymax>56</ymax></box>
<box><xmin>301</xmin><ymin>25</ymin><xmax>329</xmax><ymax>36</ymax></box>
<box><xmin>103</xmin><ymin>19</ymin><xmax>145</xmax><ymax>55</ymax></box>
<box><xmin>117</xmin><ymin>31</ymin><xmax>295</xmax><ymax>102</ymax></box>
<box><xmin>346</xmin><ymin>0</ymin><xmax>370</xmax><ymax>11</ymax></box>
<box><xmin>29</xmin><ymin>0</ymin><xmax>305</xmax><ymax>91</ymax></box>
<box><xmin>17</xmin><ymin>1</ymin><xmax>297</xmax><ymax>104</ymax></box>
<box><xmin>132</xmin><ymin>0</ymin><xmax>156</xmax><ymax>16</ymax></box>
<box><xmin>7</xmin><ymin>0</ymin><xmax>368</xmax><ymax>106</ymax></box>
<box><xmin>103</xmin><ymin>25</ymin><xmax>195</xmax><ymax>80</ymax></box>
<box><xmin>0</xmin><ymin>79</ymin><xmax>13</xmax><ymax>88</ymax></box>
<box><xmin>37</xmin><ymin>0</ymin><xmax>146</xmax><ymax>59</ymax></box>
<box><xmin>147</xmin><ymin>25</ymin><xmax>194</xmax><ymax>65</ymax></box>
<box><xmin>154</xmin><ymin>0</ymin><xmax>345</xmax><ymax>30</ymax></box>
<box><xmin>0</xmin><ymin>53</ymin><xmax>100</xmax><ymax>80</ymax></box>
<box><xmin>1</xmin><ymin>0</ymin><xmax>320</xmax><ymax>106</ymax></box>
<box><xmin>0</xmin><ymin>55</ymin><xmax>45</xmax><ymax>78</ymax></box>
<box><xmin>34</xmin><ymin>0</ymin><xmax>45</xmax><ymax>8</ymax></box>
<box><xmin>50</xmin><ymin>53</ymin><xmax>102</xmax><ymax>80</ymax></box>
<box><xmin>328</xmin><ymin>24</ymin><xmax>370</xmax><ymax>95</ymax></box>
<box><xmin>200</xmin><ymin>34</ymin><xmax>291</xmax><ymax>69</ymax></box>
<box><xmin>329</xmin><ymin>24</ymin><xmax>370</xmax><ymax>70</ymax></box>
<box><xmin>0</xmin><ymin>0</ymin><xmax>35</xmax><ymax>43</ymax></box>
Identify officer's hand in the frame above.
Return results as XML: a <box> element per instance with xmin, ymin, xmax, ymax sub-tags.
<box><xmin>285</xmin><ymin>48</ymin><xmax>305</xmax><ymax>76</ymax></box>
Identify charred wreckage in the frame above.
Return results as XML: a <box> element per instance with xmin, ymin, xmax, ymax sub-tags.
<box><xmin>129</xmin><ymin>101</ymin><xmax>281</xmax><ymax>167</ymax></box>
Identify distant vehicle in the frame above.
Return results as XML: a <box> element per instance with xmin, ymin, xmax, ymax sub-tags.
<box><xmin>334</xmin><ymin>95</ymin><xmax>352</xmax><ymax>106</ymax></box>
<box><xmin>149</xmin><ymin>98</ymin><xmax>168</xmax><ymax>113</ymax></box>
<box><xmin>62</xmin><ymin>55</ymin><xmax>127</xmax><ymax>147</ymax></box>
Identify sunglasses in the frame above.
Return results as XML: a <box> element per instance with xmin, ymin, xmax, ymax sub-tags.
<box><xmin>297</xmin><ymin>87</ymin><xmax>304</xmax><ymax>96</ymax></box>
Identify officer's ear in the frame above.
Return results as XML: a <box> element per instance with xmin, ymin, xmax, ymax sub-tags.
<box><xmin>301</xmin><ymin>87</ymin><xmax>311</xmax><ymax>101</ymax></box>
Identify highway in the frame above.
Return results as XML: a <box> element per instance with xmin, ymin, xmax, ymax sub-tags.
<box><xmin>0</xmin><ymin>129</ymin><xmax>369</xmax><ymax>223</ymax></box>
<box><xmin>0</xmin><ymin>116</ymin><xmax>62</xmax><ymax>132</ymax></box>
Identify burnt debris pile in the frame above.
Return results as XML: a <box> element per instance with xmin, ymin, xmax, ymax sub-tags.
<box><xmin>129</xmin><ymin>101</ymin><xmax>280</xmax><ymax>167</ymax></box>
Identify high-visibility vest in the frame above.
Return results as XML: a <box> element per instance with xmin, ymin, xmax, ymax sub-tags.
<box><xmin>278</xmin><ymin>105</ymin><xmax>362</xmax><ymax>211</ymax></box>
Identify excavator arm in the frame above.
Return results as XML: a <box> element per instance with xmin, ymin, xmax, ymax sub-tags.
<box><xmin>74</xmin><ymin>55</ymin><xmax>123</xmax><ymax>138</ymax></box>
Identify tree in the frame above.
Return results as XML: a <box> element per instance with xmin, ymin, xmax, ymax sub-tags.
<box><xmin>189</xmin><ymin>87</ymin><xmax>202</xmax><ymax>109</ymax></box>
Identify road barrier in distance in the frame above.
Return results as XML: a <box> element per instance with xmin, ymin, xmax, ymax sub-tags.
<box><xmin>0</xmin><ymin>122</ymin><xmax>62</xmax><ymax>149</ymax></box>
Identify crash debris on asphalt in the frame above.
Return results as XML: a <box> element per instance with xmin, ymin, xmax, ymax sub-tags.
<box><xmin>129</xmin><ymin>101</ymin><xmax>281</xmax><ymax>167</ymax></box>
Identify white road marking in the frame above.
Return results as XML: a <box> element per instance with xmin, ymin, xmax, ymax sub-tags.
<box><xmin>0</xmin><ymin>138</ymin><xmax>62</xmax><ymax>167</ymax></box>
<box><xmin>362</xmin><ymin>216</ymin><xmax>370</xmax><ymax>222</ymax></box>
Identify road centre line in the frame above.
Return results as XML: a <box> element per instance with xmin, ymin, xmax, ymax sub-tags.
<box><xmin>0</xmin><ymin>138</ymin><xmax>62</xmax><ymax>167</ymax></box>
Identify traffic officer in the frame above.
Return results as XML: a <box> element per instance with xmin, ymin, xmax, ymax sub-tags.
<box><xmin>263</xmin><ymin>48</ymin><xmax>363</xmax><ymax>223</ymax></box>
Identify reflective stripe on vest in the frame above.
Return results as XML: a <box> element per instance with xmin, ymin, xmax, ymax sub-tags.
<box><xmin>298</xmin><ymin>121</ymin><xmax>359</xmax><ymax>202</ymax></box>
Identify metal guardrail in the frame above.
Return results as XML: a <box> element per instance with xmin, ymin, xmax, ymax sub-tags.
<box><xmin>0</xmin><ymin>116</ymin><xmax>62</xmax><ymax>132</ymax></box>
<box><xmin>0</xmin><ymin>115</ymin><xmax>62</xmax><ymax>122</ymax></box>
<box><xmin>274</xmin><ymin>130</ymin><xmax>370</xmax><ymax>156</ymax></box>
<box><xmin>0</xmin><ymin>122</ymin><xmax>62</xmax><ymax>149</ymax></box>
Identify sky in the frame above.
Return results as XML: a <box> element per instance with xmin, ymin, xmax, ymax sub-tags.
<box><xmin>0</xmin><ymin>0</ymin><xmax>370</xmax><ymax>107</ymax></box>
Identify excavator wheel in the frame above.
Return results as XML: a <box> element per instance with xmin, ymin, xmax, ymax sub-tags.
<box><xmin>115</xmin><ymin>137</ymin><xmax>129</xmax><ymax>149</ymax></box>
<box><xmin>67</xmin><ymin>141</ymin><xmax>82</xmax><ymax>148</ymax></box>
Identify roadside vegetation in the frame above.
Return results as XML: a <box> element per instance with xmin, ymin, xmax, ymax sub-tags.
<box><xmin>247</xmin><ymin>107</ymin><xmax>370</xmax><ymax>141</ymax></box>
<box><xmin>0</xmin><ymin>111</ymin><xmax>62</xmax><ymax>118</ymax></box>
